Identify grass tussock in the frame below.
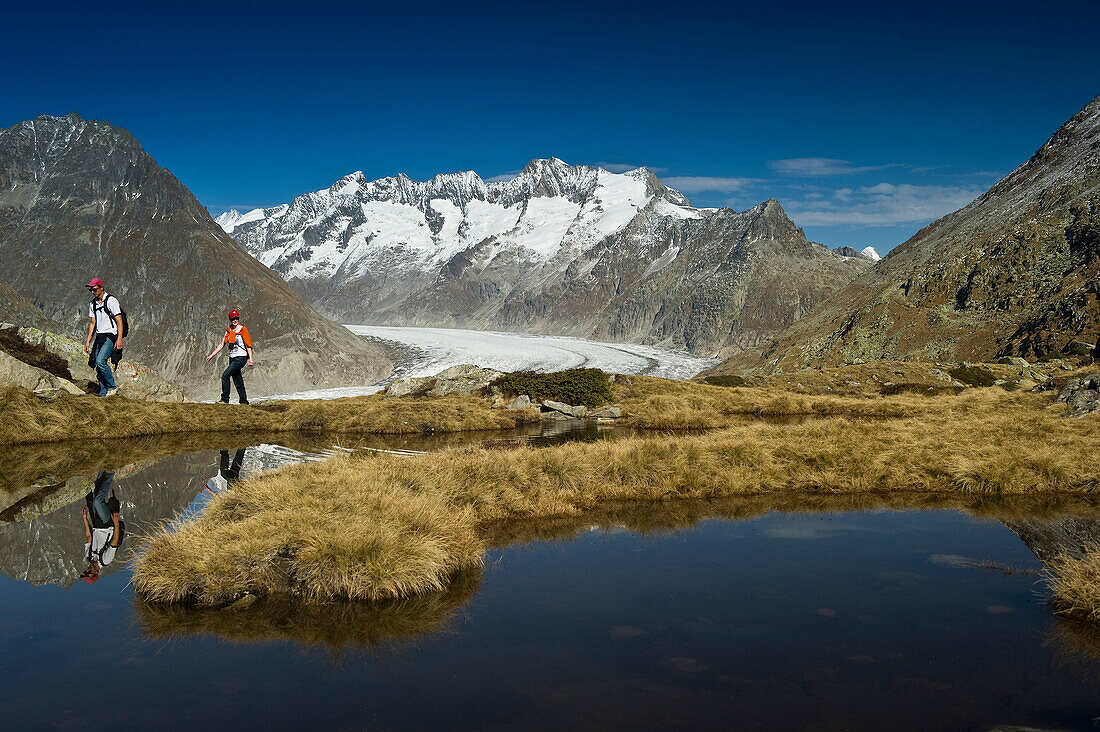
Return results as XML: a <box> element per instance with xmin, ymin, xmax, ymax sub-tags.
<box><xmin>0</xmin><ymin>387</ymin><xmax>541</xmax><ymax>446</ymax></box>
<box><xmin>134</xmin><ymin>454</ymin><xmax>485</xmax><ymax>605</ymax></box>
<box><xmin>949</xmin><ymin>364</ymin><xmax>998</xmax><ymax>387</ymax></box>
<box><xmin>134</xmin><ymin>386</ymin><xmax>1100</xmax><ymax>606</ymax></box>
<box><xmin>611</xmin><ymin>375</ymin><xmax>934</xmax><ymax>428</ymax></box>
<box><xmin>1047</xmin><ymin>548</ymin><xmax>1100</xmax><ymax>621</ymax></box>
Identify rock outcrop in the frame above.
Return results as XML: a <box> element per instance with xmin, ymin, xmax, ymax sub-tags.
<box><xmin>0</xmin><ymin>114</ymin><xmax>392</xmax><ymax>399</ymax></box>
<box><xmin>1054</xmin><ymin>372</ymin><xmax>1100</xmax><ymax>417</ymax></box>
<box><xmin>4</xmin><ymin>323</ymin><xmax>188</xmax><ymax>402</ymax></box>
<box><xmin>384</xmin><ymin>364</ymin><xmax>504</xmax><ymax>398</ymax></box>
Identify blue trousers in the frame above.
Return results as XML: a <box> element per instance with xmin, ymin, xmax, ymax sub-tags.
<box><xmin>221</xmin><ymin>356</ymin><xmax>248</xmax><ymax>403</ymax></box>
<box><xmin>90</xmin><ymin>471</ymin><xmax>115</xmax><ymax>525</ymax></box>
<box><xmin>93</xmin><ymin>337</ymin><xmax>117</xmax><ymax>395</ymax></box>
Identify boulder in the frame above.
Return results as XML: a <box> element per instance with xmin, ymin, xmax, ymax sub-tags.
<box><xmin>1054</xmin><ymin>373</ymin><xmax>1100</xmax><ymax>417</ymax></box>
<box><xmin>1020</xmin><ymin>367</ymin><xmax>1047</xmax><ymax>382</ymax></box>
<box><xmin>0</xmin><ymin>349</ymin><xmax>84</xmax><ymax>395</ymax></box>
<box><xmin>998</xmin><ymin>356</ymin><xmax>1030</xmax><ymax>367</ymax></box>
<box><xmin>588</xmin><ymin>406</ymin><xmax>622</xmax><ymax>419</ymax></box>
<box><xmin>1063</xmin><ymin>340</ymin><xmax>1094</xmax><ymax>357</ymax></box>
<box><xmin>9</xmin><ymin>324</ymin><xmax>187</xmax><ymax>402</ymax></box>
<box><xmin>506</xmin><ymin>395</ymin><xmax>532</xmax><ymax>410</ymax></box>
<box><xmin>542</xmin><ymin>400</ymin><xmax>587</xmax><ymax>418</ymax></box>
<box><xmin>384</xmin><ymin>364</ymin><xmax>504</xmax><ymax>399</ymax></box>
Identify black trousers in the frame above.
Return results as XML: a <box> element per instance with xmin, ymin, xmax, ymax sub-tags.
<box><xmin>221</xmin><ymin>356</ymin><xmax>248</xmax><ymax>403</ymax></box>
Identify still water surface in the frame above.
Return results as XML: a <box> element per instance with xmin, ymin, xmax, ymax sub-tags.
<box><xmin>2</xmin><ymin>427</ymin><xmax>1099</xmax><ymax>730</ymax></box>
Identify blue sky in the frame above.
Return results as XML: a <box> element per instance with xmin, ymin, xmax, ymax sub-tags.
<box><xmin>3</xmin><ymin>0</ymin><xmax>1098</xmax><ymax>253</ymax></box>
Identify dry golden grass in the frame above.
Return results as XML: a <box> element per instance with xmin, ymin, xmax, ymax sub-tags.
<box><xmin>0</xmin><ymin>386</ymin><xmax>541</xmax><ymax>446</ymax></box>
<box><xmin>613</xmin><ymin>375</ymin><xmax>919</xmax><ymax>429</ymax></box>
<box><xmin>134</xmin><ymin>386</ymin><xmax>1100</xmax><ymax>607</ymax></box>
<box><xmin>1047</xmin><ymin>549</ymin><xmax>1100</xmax><ymax>622</ymax></box>
<box><xmin>134</xmin><ymin>453</ymin><xmax>485</xmax><ymax>605</ymax></box>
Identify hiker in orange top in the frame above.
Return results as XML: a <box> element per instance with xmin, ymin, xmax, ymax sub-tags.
<box><xmin>205</xmin><ymin>310</ymin><xmax>254</xmax><ymax>404</ymax></box>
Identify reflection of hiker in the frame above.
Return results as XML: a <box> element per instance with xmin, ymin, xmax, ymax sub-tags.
<box><xmin>204</xmin><ymin>310</ymin><xmax>254</xmax><ymax>405</ymax></box>
<box><xmin>82</xmin><ymin>277</ymin><xmax>124</xmax><ymax>397</ymax></box>
<box><xmin>80</xmin><ymin>471</ymin><xmax>124</xmax><ymax>583</ymax></box>
<box><xmin>204</xmin><ymin>449</ymin><xmax>245</xmax><ymax>495</ymax></box>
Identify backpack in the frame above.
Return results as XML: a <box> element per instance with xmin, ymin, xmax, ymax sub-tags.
<box><xmin>94</xmin><ymin>295</ymin><xmax>130</xmax><ymax>337</ymax></box>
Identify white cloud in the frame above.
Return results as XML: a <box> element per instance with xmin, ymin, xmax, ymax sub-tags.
<box><xmin>769</xmin><ymin>157</ymin><xmax>899</xmax><ymax>176</ymax></box>
<box><xmin>787</xmin><ymin>183</ymin><xmax>984</xmax><ymax>226</ymax></box>
<box><xmin>661</xmin><ymin>176</ymin><xmax>757</xmax><ymax>193</ymax></box>
<box><xmin>483</xmin><ymin>170</ymin><xmax>521</xmax><ymax>183</ymax></box>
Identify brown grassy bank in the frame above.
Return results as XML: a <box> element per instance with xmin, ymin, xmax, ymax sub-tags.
<box><xmin>133</xmin><ymin>388</ymin><xmax>1099</xmax><ymax>606</ymax></box>
<box><xmin>0</xmin><ymin>386</ymin><xmax>541</xmax><ymax>446</ymax></box>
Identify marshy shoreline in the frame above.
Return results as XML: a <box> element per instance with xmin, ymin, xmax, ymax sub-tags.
<box><xmin>6</xmin><ymin>362</ymin><xmax>1099</xmax><ymax>622</ymax></box>
<box><xmin>118</xmin><ymin>369</ymin><xmax>1100</xmax><ymax>623</ymax></box>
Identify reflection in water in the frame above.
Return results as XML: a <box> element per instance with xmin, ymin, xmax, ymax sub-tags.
<box><xmin>79</xmin><ymin>471</ymin><xmax>123</xmax><ymax>583</ymax></box>
<box><xmin>204</xmin><ymin>449</ymin><xmax>245</xmax><ymax>495</ymax></box>
<box><xmin>136</xmin><ymin>569</ymin><xmax>482</xmax><ymax>651</ymax></box>
<box><xmin>0</xmin><ymin>452</ymin><xmax>217</xmax><ymax>587</ymax></box>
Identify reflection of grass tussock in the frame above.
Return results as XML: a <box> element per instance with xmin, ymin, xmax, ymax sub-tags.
<box><xmin>0</xmin><ymin>386</ymin><xmax>541</xmax><ymax>446</ymax></box>
<box><xmin>135</xmin><ymin>388</ymin><xmax>1100</xmax><ymax>605</ymax></box>
<box><xmin>135</xmin><ymin>569</ymin><xmax>481</xmax><ymax>651</ymax></box>
<box><xmin>1050</xmin><ymin>613</ymin><xmax>1100</xmax><ymax>666</ymax></box>
<box><xmin>485</xmin><ymin>493</ymin><xmax>1100</xmax><ymax>550</ymax></box>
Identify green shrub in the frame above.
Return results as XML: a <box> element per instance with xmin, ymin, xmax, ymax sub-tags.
<box><xmin>880</xmin><ymin>382</ymin><xmax>965</xmax><ymax>396</ymax></box>
<box><xmin>948</xmin><ymin>365</ymin><xmax>996</xmax><ymax>387</ymax></box>
<box><xmin>490</xmin><ymin>368</ymin><xmax>613</xmax><ymax>407</ymax></box>
<box><xmin>703</xmin><ymin>374</ymin><xmax>745</xmax><ymax>387</ymax></box>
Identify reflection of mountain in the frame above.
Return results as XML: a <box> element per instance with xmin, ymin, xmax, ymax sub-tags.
<box><xmin>0</xmin><ymin>451</ymin><xmax>215</xmax><ymax>588</ymax></box>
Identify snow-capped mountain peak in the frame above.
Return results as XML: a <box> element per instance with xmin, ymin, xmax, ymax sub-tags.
<box><xmin>217</xmin><ymin>157</ymin><xmax>870</xmax><ymax>358</ymax></box>
<box><xmin>860</xmin><ymin>246</ymin><xmax>882</xmax><ymax>261</ymax></box>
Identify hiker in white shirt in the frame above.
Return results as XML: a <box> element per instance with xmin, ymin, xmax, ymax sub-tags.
<box><xmin>82</xmin><ymin>277</ymin><xmax>123</xmax><ymax>397</ymax></box>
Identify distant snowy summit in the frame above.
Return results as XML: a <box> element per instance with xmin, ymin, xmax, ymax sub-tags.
<box><xmin>217</xmin><ymin>158</ymin><xmax>871</xmax><ymax>358</ymax></box>
<box><xmin>833</xmin><ymin>245</ymin><xmax>881</xmax><ymax>261</ymax></box>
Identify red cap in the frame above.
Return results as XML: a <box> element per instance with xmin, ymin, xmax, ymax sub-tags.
<box><xmin>82</xmin><ymin>575</ymin><xmax>99</xmax><ymax>584</ymax></box>
<box><xmin>86</xmin><ymin>277</ymin><xmax>104</xmax><ymax>288</ymax></box>
<box><xmin>228</xmin><ymin>310</ymin><xmax>240</xmax><ymax>319</ymax></box>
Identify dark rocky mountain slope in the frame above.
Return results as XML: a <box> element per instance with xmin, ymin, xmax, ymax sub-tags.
<box><xmin>0</xmin><ymin>114</ymin><xmax>390</xmax><ymax>398</ymax></box>
<box><xmin>729</xmin><ymin>94</ymin><xmax>1100</xmax><ymax>373</ymax></box>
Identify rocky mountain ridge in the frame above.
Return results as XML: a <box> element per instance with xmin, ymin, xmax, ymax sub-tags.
<box><xmin>727</xmin><ymin>93</ymin><xmax>1100</xmax><ymax>372</ymax></box>
<box><xmin>0</xmin><ymin>113</ymin><xmax>392</xmax><ymax>398</ymax></box>
<box><xmin>220</xmin><ymin>160</ymin><xmax>869</xmax><ymax>357</ymax></box>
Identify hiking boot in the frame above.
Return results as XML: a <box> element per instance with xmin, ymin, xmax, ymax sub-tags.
<box><xmin>104</xmin><ymin>388</ymin><xmax>119</xmax><ymax>397</ymax></box>
<box><xmin>239</xmin><ymin>400</ymin><xmax>250</xmax><ymax>406</ymax></box>
<box><xmin>218</xmin><ymin>399</ymin><xmax>230</xmax><ymax>404</ymax></box>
